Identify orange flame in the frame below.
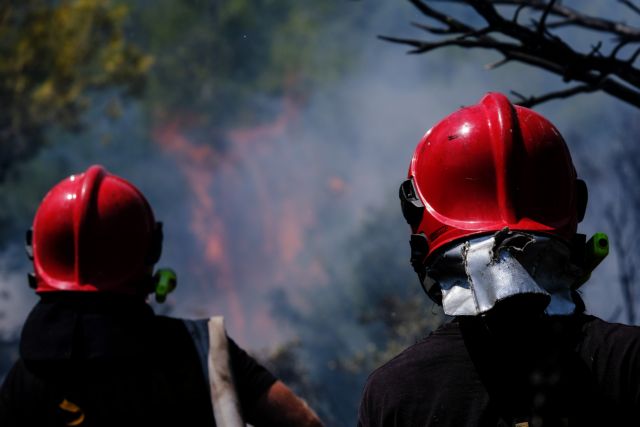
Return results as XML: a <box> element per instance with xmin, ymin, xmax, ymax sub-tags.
<box><xmin>152</xmin><ymin>119</ymin><xmax>244</xmax><ymax>332</ymax></box>
<box><xmin>152</xmin><ymin>94</ymin><xmax>329</xmax><ymax>342</ymax></box>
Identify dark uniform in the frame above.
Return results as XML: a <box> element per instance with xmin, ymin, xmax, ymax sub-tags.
<box><xmin>0</xmin><ymin>294</ymin><xmax>276</xmax><ymax>427</ymax></box>
<box><xmin>358</xmin><ymin>313</ymin><xmax>640</xmax><ymax>427</ymax></box>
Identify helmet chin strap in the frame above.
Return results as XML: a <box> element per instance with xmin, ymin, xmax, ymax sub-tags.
<box><xmin>424</xmin><ymin>229</ymin><xmax>585</xmax><ymax>317</ymax></box>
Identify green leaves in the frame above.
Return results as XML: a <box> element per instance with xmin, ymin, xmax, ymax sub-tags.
<box><xmin>0</xmin><ymin>0</ymin><xmax>151</xmax><ymax>179</ymax></box>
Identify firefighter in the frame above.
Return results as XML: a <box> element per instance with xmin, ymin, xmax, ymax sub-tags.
<box><xmin>358</xmin><ymin>93</ymin><xmax>640</xmax><ymax>426</ymax></box>
<box><xmin>0</xmin><ymin>165</ymin><xmax>322</xmax><ymax>427</ymax></box>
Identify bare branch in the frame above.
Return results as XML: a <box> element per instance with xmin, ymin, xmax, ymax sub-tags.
<box><xmin>485</xmin><ymin>57</ymin><xmax>510</xmax><ymax>69</ymax></box>
<box><xmin>628</xmin><ymin>47</ymin><xmax>640</xmax><ymax>64</ymax></box>
<box><xmin>512</xmin><ymin>4</ymin><xmax>527</xmax><ymax>23</ymax></box>
<box><xmin>620</xmin><ymin>0</ymin><xmax>640</xmax><ymax>16</ymax></box>
<box><xmin>391</xmin><ymin>0</ymin><xmax>640</xmax><ymax>108</ymax></box>
<box><xmin>537</xmin><ymin>0</ymin><xmax>556</xmax><ymax>34</ymax></box>
<box><xmin>378</xmin><ymin>35</ymin><xmax>429</xmax><ymax>52</ymax></box>
<box><xmin>510</xmin><ymin>84</ymin><xmax>598</xmax><ymax>107</ymax></box>
<box><xmin>488</xmin><ymin>0</ymin><xmax>640</xmax><ymax>41</ymax></box>
<box><xmin>588</xmin><ymin>42</ymin><xmax>603</xmax><ymax>58</ymax></box>
<box><xmin>408</xmin><ymin>0</ymin><xmax>475</xmax><ymax>33</ymax></box>
<box><xmin>411</xmin><ymin>22</ymin><xmax>456</xmax><ymax>35</ymax></box>
<box><xmin>611</xmin><ymin>40</ymin><xmax>631</xmax><ymax>59</ymax></box>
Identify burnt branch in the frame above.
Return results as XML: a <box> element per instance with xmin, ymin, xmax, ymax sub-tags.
<box><xmin>536</xmin><ymin>0</ymin><xmax>556</xmax><ymax>34</ymax></box>
<box><xmin>383</xmin><ymin>0</ymin><xmax>640</xmax><ymax>108</ymax></box>
<box><xmin>628</xmin><ymin>47</ymin><xmax>640</xmax><ymax>65</ymax></box>
<box><xmin>620</xmin><ymin>0</ymin><xmax>640</xmax><ymax>16</ymax></box>
<box><xmin>510</xmin><ymin>84</ymin><xmax>598</xmax><ymax>107</ymax></box>
<box><xmin>512</xmin><ymin>4</ymin><xmax>527</xmax><ymax>23</ymax></box>
<box><xmin>493</xmin><ymin>0</ymin><xmax>640</xmax><ymax>41</ymax></box>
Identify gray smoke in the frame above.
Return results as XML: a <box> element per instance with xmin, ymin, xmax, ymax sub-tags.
<box><xmin>0</xmin><ymin>0</ymin><xmax>638</xmax><ymax>423</ymax></box>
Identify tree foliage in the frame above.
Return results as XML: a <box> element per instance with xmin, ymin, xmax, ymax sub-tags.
<box><xmin>0</xmin><ymin>0</ymin><xmax>152</xmax><ymax>180</ymax></box>
<box><xmin>130</xmin><ymin>0</ymin><xmax>357</xmax><ymax>133</ymax></box>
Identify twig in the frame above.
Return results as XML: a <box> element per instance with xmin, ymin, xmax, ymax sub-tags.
<box><xmin>513</xmin><ymin>3</ymin><xmax>527</xmax><ymax>23</ymax></box>
<box><xmin>388</xmin><ymin>0</ymin><xmax>640</xmax><ymax>108</ymax></box>
<box><xmin>620</xmin><ymin>0</ymin><xmax>640</xmax><ymax>16</ymax></box>
<box><xmin>485</xmin><ymin>57</ymin><xmax>510</xmax><ymax>69</ymax></box>
<box><xmin>484</xmin><ymin>0</ymin><xmax>640</xmax><ymax>40</ymax></box>
<box><xmin>537</xmin><ymin>0</ymin><xmax>557</xmax><ymax>34</ymax></box>
<box><xmin>628</xmin><ymin>47</ymin><xmax>640</xmax><ymax>64</ymax></box>
<box><xmin>408</xmin><ymin>0</ymin><xmax>475</xmax><ymax>33</ymax></box>
<box><xmin>411</xmin><ymin>22</ymin><xmax>457</xmax><ymax>35</ymax></box>
<box><xmin>509</xmin><ymin>84</ymin><xmax>598</xmax><ymax>107</ymax></box>
<box><xmin>611</xmin><ymin>40</ymin><xmax>631</xmax><ymax>59</ymax></box>
<box><xmin>588</xmin><ymin>41</ymin><xmax>603</xmax><ymax>58</ymax></box>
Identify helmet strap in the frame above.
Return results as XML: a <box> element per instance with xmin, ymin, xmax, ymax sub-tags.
<box><xmin>147</xmin><ymin>222</ymin><xmax>163</xmax><ymax>265</ymax></box>
<box><xmin>410</xmin><ymin>233</ymin><xmax>443</xmax><ymax>303</ymax></box>
<box><xmin>25</xmin><ymin>228</ymin><xmax>37</xmax><ymax>289</ymax></box>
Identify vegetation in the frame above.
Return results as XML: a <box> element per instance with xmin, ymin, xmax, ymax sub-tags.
<box><xmin>127</xmin><ymin>0</ymin><xmax>360</xmax><ymax>140</ymax></box>
<box><xmin>0</xmin><ymin>0</ymin><xmax>152</xmax><ymax>180</ymax></box>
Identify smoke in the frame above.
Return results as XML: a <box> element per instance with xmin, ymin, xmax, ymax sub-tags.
<box><xmin>1</xmin><ymin>1</ymin><xmax>638</xmax><ymax>424</ymax></box>
<box><xmin>0</xmin><ymin>250</ymin><xmax>36</xmax><ymax>340</ymax></box>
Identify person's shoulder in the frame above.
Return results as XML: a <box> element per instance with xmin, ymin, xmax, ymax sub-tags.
<box><xmin>580</xmin><ymin>314</ymin><xmax>640</xmax><ymax>339</ymax></box>
<box><xmin>147</xmin><ymin>315</ymin><xmax>207</xmax><ymax>351</ymax></box>
<box><xmin>364</xmin><ymin>320</ymin><xmax>463</xmax><ymax>388</ymax></box>
<box><xmin>577</xmin><ymin>314</ymin><xmax>640</xmax><ymax>353</ymax></box>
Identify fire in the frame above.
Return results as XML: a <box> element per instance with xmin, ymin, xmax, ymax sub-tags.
<box><xmin>226</xmin><ymin>97</ymin><xmax>298</xmax><ymax>146</ymax></box>
<box><xmin>151</xmin><ymin>94</ymin><xmax>326</xmax><ymax>342</ymax></box>
<box><xmin>328</xmin><ymin>176</ymin><xmax>347</xmax><ymax>195</ymax></box>
<box><xmin>152</xmin><ymin>118</ymin><xmax>243</xmax><ymax>332</ymax></box>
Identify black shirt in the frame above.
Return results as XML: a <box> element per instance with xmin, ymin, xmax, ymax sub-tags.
<box><xmin>358</xmin><ymin>314</ymin><xmax>640</xmax><ymax>426</ymax></box>
<box><xmin>0</xmin><ymin>294</ymin><xmax>276</xmax><ymax>427</ymax></box>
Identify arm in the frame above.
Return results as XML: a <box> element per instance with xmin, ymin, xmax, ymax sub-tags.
<box><xmin>250</xmin><ymin>380</ymin><xmax>323</xmax><ymax>427</ymax></box>
<box><xmin>225</xmin><ymin>336</ymin><xmax>323</xmax><ymax>426</ymax></box>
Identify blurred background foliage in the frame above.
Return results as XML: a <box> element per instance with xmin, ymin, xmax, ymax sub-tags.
<box><xmin>0</xmin><ymin>1</ymin><xmax>638</xmax><ymax>425</ymax></box>
<box><xmin>133</xmin><ymin>0</ymin><xmax>356</xmax><ymax>128</ymax></box>
<box><xmin>0</xmin><ymin>0</ymin><xmax>151</xmax><ymax>181</ymax></box>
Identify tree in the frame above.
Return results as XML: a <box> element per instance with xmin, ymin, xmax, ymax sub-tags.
<box><xmin>383</xmin><ymin>0</ymin><xmax>640</xmax><ymax>108</ymax></box>
<box><xmin>0</xmin><ymin>0</ymin><xmax>152</xmax><ymax>180</ymax></box>
<box><xmin>129</xmin><ymin>0</ymin><xmax>360</xmax><ymax>139</ymax></box>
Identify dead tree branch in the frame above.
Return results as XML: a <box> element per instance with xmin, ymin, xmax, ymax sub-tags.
<box><xmin>510</xmin><ymin>84</ymin><xmax>598</xmax><ymax>107</ymax></box>
<box><xmin>620</xmin><ymin>0</ymin><xmax>640</xmax><ymax>16</ymax></box>
<box><xmin>384</xmin><ymin>0</ymin><xmax>640</xmax><ymax>109</ymax></box>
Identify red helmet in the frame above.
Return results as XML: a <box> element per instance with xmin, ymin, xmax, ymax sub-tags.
<box><xmin>400</xmin><ymin>92</ymin><xmax>587</xmax><ymax>266</ymax></box>
<box><xmin>28</xmin><ymin>165</ymin><xmax>162</xmax><ymax>294</ymax></box>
